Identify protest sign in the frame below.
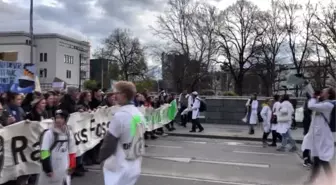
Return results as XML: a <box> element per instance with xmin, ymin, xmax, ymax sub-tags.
<box><xmin>0</xmin><ymin>61</ymin><xmax>36</xmax><ymax>93</ymax></box>
<box><xmin>0</xmin><ymin>101</ymin><xmax>177</xmax><ymax>183</ymax></box>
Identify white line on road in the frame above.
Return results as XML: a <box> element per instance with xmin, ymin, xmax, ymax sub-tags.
<box><xmin>233</xmin><ymin>150</ymin><xmax>288</xmax><ymax>156</ymax></box>
<box><xmin>147</xmin><ymin>145</ymin><xmax>182</xmax><ymax>149</ymax></box>
<box><xmin>141</xmin><ymin>173</ymin><xmax>260</xmax><ymax>185</ymax></box>
<box><xmin>221</xmin><ymin>142</ymin><xmax>263</xmax><ymax>148</ymax></box>
<box><xmin>182</xmin><ymin>141</ymin><xmax>207</xmax><ymax>144</ymax></box>
<box><xmin>192</xmin><ymin>159</ymin><xmax>270</xmax><ymax>168</ymax></box>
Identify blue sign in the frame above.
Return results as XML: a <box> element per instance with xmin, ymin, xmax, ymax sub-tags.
<box><xmin>0</xmin><ymin>61</ymin><xmax>36</xmax><ymax>93</ymax></box>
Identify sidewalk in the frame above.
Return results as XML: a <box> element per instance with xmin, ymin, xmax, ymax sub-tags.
<box><xmin>167</xmin><ymin>123</ymin><xmax>336</xmax><ymax>144</ymax></box>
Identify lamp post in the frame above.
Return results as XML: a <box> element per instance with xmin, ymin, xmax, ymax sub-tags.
<box><xmin>30</xmin><ymin>0</ymin><xmax>34</xmax><ymax>64</ymax></box>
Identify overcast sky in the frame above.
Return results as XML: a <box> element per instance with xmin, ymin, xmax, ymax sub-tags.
<box><xmin>0</xmin><ymin>0</ymin><xmax>323</xmax><ymax>66</ymax></box>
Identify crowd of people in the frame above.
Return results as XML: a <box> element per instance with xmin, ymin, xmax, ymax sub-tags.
<box><xmin>0</xmin><ymin>86</ymin><xmax>193</xmax><ymax>185</ymax></box>
<box><xmin>245</xmin><ymin>86</ymin><xmax>336</xmax><ymax>185</ymax></box>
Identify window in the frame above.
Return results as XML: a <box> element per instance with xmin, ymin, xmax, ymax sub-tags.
<box><xmin>39</xmin><ymin>68</ymin><xmax>47</xmax><ymax>78</ymax></box>
<box><xmin>25</xmin><ymin>40</ymin><xmax>31</xmax><ymax>45</ymax></box>
<box><xmin>64</xmin><ymin>55</ymin><xmax>74</xmax><ymax>64</ymax></box>
<box><xmin>40</xmin><ymin>53</ymin><xmax>47</xmax><ymax>62</ymax></box>
<box><xmin>66</xmin><ymin>70</ymin><xmax>71</xmax><ymax>79</ymax></box>
<box><xmin>44</xmin><ymin>53</ymin><xmax>47</xmax><ymax>62</ymax></box>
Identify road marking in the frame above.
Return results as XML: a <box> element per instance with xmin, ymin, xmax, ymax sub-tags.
<box><xmin>221</xmin><ymin>142</ymin><xmax>262</xmax><ymax>148</ymax></box>
<box><xmin>233</xmin><ymin>150</ymin><xmax>288</xmax><ymax>156</ymax></box>
<box><xmin>147</xmin><ymin>145</ymin><xmax>182</xmax><ymax>149</ymax></box>
<box><xmin>146</xmin><ymin>156</ymin><xmax>192</xmax><ymax>163</ymax></box>
<box><xmin>182</xmin><ymin>141</ymin><xmax>207</xmax><ymax>144</ymax></box>
<box><xmin>192</xmin><ymin>159</ymin><xmax>270</xmax><ymax>168</ymax></box>
<box><xmin>141</xmin><ymin>173</ymin><xmax>260</xmax><ymax>185</ymax></box>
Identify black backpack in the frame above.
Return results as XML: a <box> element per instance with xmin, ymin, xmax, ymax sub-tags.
<box><xmin>197</xmin><ymin>98</ymin><xmax>207</xmax><ymax>112</ymax></box>
<box><xmin>321</xmin><ymin>101</ymin><xmax>336</xmax><ymax>132</ymax></box>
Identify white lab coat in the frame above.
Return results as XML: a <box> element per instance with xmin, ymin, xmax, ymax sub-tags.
<box><xmin>261</xmin><ymin>105</ymin><xmax>272</xmax><ymax>133</ymax></box>
<box><xmin>246</xmin><ymin>99</ymin><xmax>258</xmax><ymax>125</ymax></box>
<box><xmin>301</xmin><ymin>98</ymin><xmax>334</xmax><ymax>162</ymax></box>
<box><xmin>37</xmin><ymin>128</ymin><xmax>76</xmax><ymax>185</ymax></box>
<box><xmin>187</xmin><ymin>94</ymin><xmax>193</xmax><ymax>108</ymax></box>
<box><xmin>191</xmin><ymin>97</ymin><xmax>200</xmax><ymax>119</ymax></box>
<box><xmin>271</xmin><ymin>101</ymin><xmax>281</xmax><ymax>131</ymax></box>
<box><xmin>276</xmin><ymin>101</ymin><xmax>294</xmax><ymax>134</ymax></box>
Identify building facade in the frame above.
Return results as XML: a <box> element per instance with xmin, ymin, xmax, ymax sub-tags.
<box><xmin>0</xmin><ymin>31</ymin><xmax>90</xmax><ymax>90</ymax></box>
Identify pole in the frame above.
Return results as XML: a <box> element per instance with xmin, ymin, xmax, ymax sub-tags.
<box><xmin>30</xmin><ymin>0</ymin><xmax>34</xmax><ymax>64</ymax></box>
<box><xmin>79</xmin><ymin>54</ymin><xmax>82</xmax><ymax>90</ymax></box>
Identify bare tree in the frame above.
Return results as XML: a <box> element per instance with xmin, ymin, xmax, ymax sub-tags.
<box><xmin>311</xmin><ymin>1</ymin><xmax>336</xmax><ymax>82</ymax></box>
<box><xmin>280</xmin><ymin>0</ymin><xmax>315</xmax><ymax>74</ymax></box>
<box><xmin>151</xmin><ymin>0</ymin><xmax>218</xmax><ymax>92</ymax></box>
<box><xmin>216</xmin><ymin>0</ymin><xmax>264</xmax><ymax>95</ymax></box>
<box><xmin>94</xmin><ymin>29</ymin><xmax>148</xmax><ymax>81</ymax></box>
<box><xmin>252</xmin><ymin>0</ymin><xmax>287</xmax><ymax>96</ymax></box>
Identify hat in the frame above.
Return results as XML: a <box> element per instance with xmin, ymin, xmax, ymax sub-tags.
<box><xmin>31</xmin><ymin>96</ymin><xmax>44</xmax><ymax>107</ymax></box>
<box><xmin>192</xmin><ymin>91</ymin><xmax>198</xmax><ymax>95</ymax></box>
<box><xmin>55</xmin><ymin>109</ymin><xmax>69</xmax><ymax>120</ymax></box>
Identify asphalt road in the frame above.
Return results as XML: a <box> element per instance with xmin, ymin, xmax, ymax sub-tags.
<box><xmin>72</xmin><ymin>136</ymin><xmax>335</xmax><ymax>185</ymax></box>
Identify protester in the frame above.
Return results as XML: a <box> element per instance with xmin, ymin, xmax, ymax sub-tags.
<box><xmin>276</xmin><ymin>94</ymin><xmax>297</xmax><ymax>152</ymax></box>
<box><xmin>178</xmin><ymin>90</ymin><xmax>188</xmax><ymax>127</ymax></box>
<box><xmin>4</xmin><ymin>92</ymin><xmax>25</xmax><ymax>123</ymax></box>
<box><xmin>37</xmin><ymin>109</ymin><xmax>76</xmax><ymax>185</ymax></box>
<box><xmin>189</xmin><ymin>91</ymin><xmax>204</xmax><ymax>133</ymax></box>
<box><xmin>303</xmin><ymin>87</ymin><xmax>335</xmax><ymax>185</ymax></box>
<box><xmin>59</xmin><ymin>87</ymin><xmax>80</xmax><ymax>114</ymax></box>
<box><xmin>78</xmin><ymin>91</ymin><xmax>92</xmax><ymax>111</ymax></box>
<box><xmin>245</xmin><ymin>93</ymin><xmax>259</xmax><ymax>135</ymax></box>
<box><xmin>25</xmin><ymin>96</ymin><xmax>47</xmax><ymax>121</ymax></box>
<box><xmin>0</xmin><ymin>101</ymin><xmax>15</xmax><ymax>127</ymax></box>
<box><xmin>269</xmin><ymin>95</ymin><xmax>282</xmax><ymax>147</ymax></box>
<box><xmin>165</xmin><ymin>94</ymin><xmax>176</xmax><ymax>131</ymax></box>
<box><xmin>100</xmin><ymin>92</ymin><xmax>117</xmax><ymax>107</ymax></box>
<box><xmin>44</xmin><ymin>92</ymin><xmax>57</xmax><ymax>119</ymax></box>
<box><xmin>260</xmin><ymin>99</ymin><xmax>272</xmax><ymax>147</ymax></box>
<box><xmin>89</xmin><ymin>89</ymin><xmax>103</xmax><ymax>110</ymax></box>
<box><xmin>302</xmin><ymin>92</ymin><xmax>313</xmax><ymax>167</ymax></box>
<box><xmin>99</xmin><ymin>81</ymin><xmax>146</xmax><ymax>185</ymax></box>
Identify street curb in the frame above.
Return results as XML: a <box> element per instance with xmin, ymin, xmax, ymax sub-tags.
<box><xmin>167</xmin><ymin>133</ymin><xmax>306</xmax><ymax>144</ymax></box>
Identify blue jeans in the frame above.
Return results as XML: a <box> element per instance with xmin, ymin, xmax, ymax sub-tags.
<box><xmin>76</xmin><ymin>155</ymin><xmax>83</xmax><ymax>167</ymax></box>
<box><xmin>281</xmin><ymin>130</ymin><xmax>296</xmax><ymax>148</ymax></box>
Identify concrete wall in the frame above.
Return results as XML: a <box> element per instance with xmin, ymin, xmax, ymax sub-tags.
<box><xmin>202</xmin><ymin>97</ymin><xmax>304</xmax><ymax>125</ymax></box>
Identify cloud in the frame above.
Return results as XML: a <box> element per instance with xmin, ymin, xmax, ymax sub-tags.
<box><xmin>0</xmin><ymin>0</ymin><xmax>165</xmax><ymax>61</ymax></box>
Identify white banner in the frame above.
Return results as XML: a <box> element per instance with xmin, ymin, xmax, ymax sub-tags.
<box><xmin>0</xmin><ymin>102</ymin><xmax>177</xmax><ymax>183</ymax></box>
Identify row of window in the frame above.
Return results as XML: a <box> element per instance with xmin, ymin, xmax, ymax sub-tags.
<box><xmin>39</xmin><ymin>53</ymin><xmax>75</xmax><ymax>64</ymax></box>
<box><xmin>39</xmin><ymin>68</ymin><xmax>71</xmax><ymax>79</ymax></box>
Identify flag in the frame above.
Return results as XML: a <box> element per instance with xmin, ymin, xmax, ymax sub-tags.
<box><xmin>168</xmin><ymin>100</ymin><xmax>177</xmax><ymax>120</ymax></box>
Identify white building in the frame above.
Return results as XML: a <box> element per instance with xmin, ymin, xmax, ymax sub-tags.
<box><xmin>0</xmin><ymin>31</ymin><xmax>90</xmax><ymax>90</ymax></box>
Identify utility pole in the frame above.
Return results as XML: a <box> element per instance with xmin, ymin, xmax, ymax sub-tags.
<box><xmin>30</xmin><ymin>0</ymin><xmax>34</xmax><ymax>64</ymax></box>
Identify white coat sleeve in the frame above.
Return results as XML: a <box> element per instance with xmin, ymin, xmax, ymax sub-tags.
<box><xmin>192</xmin><ymin>99</ymin><xmax>200</xmax><ymax>110</ymax></box>
<box><xmin>260</xmin><ymin>107</ymin><xmax>267</xmax><ymax>122</ymax></box>
<box><xmin>308</xmin><ymin>98</ymin><xmax>333</xmax><ymax>112</ymax></box>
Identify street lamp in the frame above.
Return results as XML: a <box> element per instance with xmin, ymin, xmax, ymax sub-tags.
<box><xmin>30</xmin><ymin>0</ymin><xmax>34</xmax><ymax>64</ymax></box>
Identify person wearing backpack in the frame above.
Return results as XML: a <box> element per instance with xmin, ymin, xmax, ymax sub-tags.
<box><xmin>189</xmin><ymin>91</ymin><xmax>204</xmax><ymax>133</ymax></box>
<box><xmin>303</xmin><ymin>87</ymin><xmax>335</xmax><ymax>185</ymax></box>
<box><xmin>36</xmin><ymin>109</ymin><xmax>76</xmax><ymax>185</ymax></box>
<box><xmin>99</xmin><ymin>81</ymin><xmax>146</xmax><ymax>185</ymax></box>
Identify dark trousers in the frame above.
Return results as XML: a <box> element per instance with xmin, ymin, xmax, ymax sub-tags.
<box><xmin>271</xmin><ymin>130</ymin><xmax>282</xmax><ymax>145</ymax></box>
<box><xmin>180</xmin><ymin>106</ymin><xmax>187</xmax><ymax>126</ymax></box>
<box><xmin>191</xmin><ymin>118</ymin><xmax>203</xmax><ymax>131</ymax></box>
<box><xmin>303</xmin><ymin>149</ymin><xmax>311</xmax><ymax>162</ymax></box>
<box><xmin>262</xmin><ymin>132</ymin><xmax>270</xmax><ymax>142</ymax></box>
<box><xmin>309</xmin><ymin>157</ymin><xmax>333</xmax><ymax>182</ymax></box>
